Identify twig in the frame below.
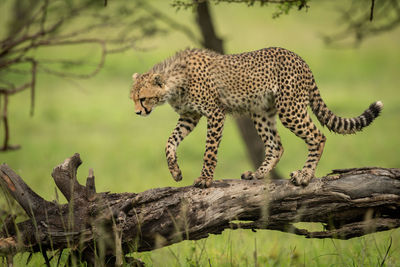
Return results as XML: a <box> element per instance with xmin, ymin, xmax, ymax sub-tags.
<box><xmin>0</xmin><ymin>95</ymin><xmax>13</xmax><ymax>151</ymax></box>
<box><xmin>324</xmin><ymin>0</ymin><xmax>400</xmax><ymax>46</ymax></box>
<box><xmin>27</xmin><ymin>59</ymin><xmax>38</xmax><ymax>116</ymax></box>
<box><xmin>0</xmin><ymin>83</ymin><xmax>32</xmax><ymax>95</ymax></box>
<box><xmin>37</xmin><ymin>40</ymin><xmax>107</xmax><ymax>79</ymax></box>
<box><xmin>370</xmin><ymin>0</ymin><xmax>375</xmax><ymax>21</ymax></box>
<box><xmin>140</xmin><ymin>1</ymin><xmax>202</xmax><ymax>45</ymax></box>
<box><xmin>1</xmin><ymin>19</ymin><xmax>64</xmax><ymax>56</ymax></box>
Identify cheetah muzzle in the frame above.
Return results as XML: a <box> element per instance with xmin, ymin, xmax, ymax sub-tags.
<box><xmin>130</xmin><ymin>47</ymin><xmax>383</xmax><ymax>188</ymax></box>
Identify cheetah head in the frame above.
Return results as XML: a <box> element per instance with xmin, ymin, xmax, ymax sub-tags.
<box><xmin>130</xmin><ymin>72</ymin><xmax>167</xmax><ymax>116</ymax></box>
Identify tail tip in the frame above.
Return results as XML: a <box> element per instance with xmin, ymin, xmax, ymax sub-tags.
<box><xmin>375</xmin><ymin>100</ymin><xmax>384</xmax><ymax>110</ymax></box>
<box><xmin>369</xmin><ymin>100</ymin><xmax>383</xmax><ymax>118</ymax></box>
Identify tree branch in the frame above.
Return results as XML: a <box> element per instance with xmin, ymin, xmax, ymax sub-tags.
<box><xmin>0</xmin><ymin>154</ymin><xmax>399</xmax><ymax>265</ymax></box>
<box><xmin>0</xmin><ymin>164</ymin><xmax>52</xmax><ymax>218</ymax></box>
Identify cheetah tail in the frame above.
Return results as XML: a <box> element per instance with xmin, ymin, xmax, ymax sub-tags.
<box><xmin>309</xmin><ymin>86</ymin><xmax>383</xmax><ymax>134</ymax></box>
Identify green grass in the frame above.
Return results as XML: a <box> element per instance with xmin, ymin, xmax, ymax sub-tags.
<box><xmin>1</xmin><ymin>0</ymin><xmax>400</xmax><ymax>266</ymax></box>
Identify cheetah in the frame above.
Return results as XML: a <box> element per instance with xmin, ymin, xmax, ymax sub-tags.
<box><xmin>130</xmin><ymin>48</ymin><xmax>382</xmax><ymax>188</ymax></box>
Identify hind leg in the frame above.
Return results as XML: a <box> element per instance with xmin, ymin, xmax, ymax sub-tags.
<box><xmin>278</xmin><ymin>105</ymin><xmax>326</xmax><ymax>186</ymax></box>
<box><xmin>241</xmin><ymin>110</ymin><xmax>283</xmax><ymax>180</ymax></box>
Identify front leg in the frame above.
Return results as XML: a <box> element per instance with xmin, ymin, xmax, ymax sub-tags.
<box><xmin>166</xmin><ymin>114</ymin><xmax>201</xmax><ymax>182</ymax></box>
<box><xmin>193</xmin><ymin>109</ymin><xmax>226</xmax><ymax>188</ymax></box>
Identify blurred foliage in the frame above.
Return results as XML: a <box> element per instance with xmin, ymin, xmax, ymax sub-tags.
<box><xmin>172</xmin><ymin>0</ymin><xmax>400</xmax><ymax>45</ymax></box>
<box><xmin>323</xmin><ymin>0</ymin><xmax>400</xmax><ymax>47</ymax></box>
<box><xmin>0</xmin><ymin>0</ymin><xmax>169</xmax><ymax>150</ymax></box>
<box><xmin>172</xmin><ymin>0</ymin><xmax>310</xmax><ymax>18</ymax></box>
<box><xmin>0</xmin><ymin>0</ymin><xmax>165</xmax><ymax>81</ymax></box>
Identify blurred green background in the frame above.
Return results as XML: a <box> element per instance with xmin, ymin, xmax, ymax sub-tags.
<box><xmin>1</xmin><ymin>0</ymin><xmax>400</xmax><ymax>265</ymax></box>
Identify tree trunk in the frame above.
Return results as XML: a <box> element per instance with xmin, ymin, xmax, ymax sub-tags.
<box><xmin>0</xmin><ymin>153</ymin><xmax>399</xmax><ymax>265</ymax></box>
<box><xmin>195</xmin><ymin>2</ymin><xmax>279</xmax><ymax>177</ymax></box>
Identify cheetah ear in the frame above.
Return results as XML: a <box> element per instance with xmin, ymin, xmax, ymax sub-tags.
<box><xmin>178</xmin><ymin>61</ymin><xmax>186</xmax><ymax>69</ymax></box>
<box><xmin>153</xmin><ymin>74</ymin><xmax>164</xmax><ymax>87</ymax></box>
<box><xmin>177</xmin><ymin>58</ymin><xmax>186</xmax><ymax>69</ymax></box>
<box><xmin>132</xmin><ymin>73</ymin><xmax>140</xmax><ymax>80</ymax></box>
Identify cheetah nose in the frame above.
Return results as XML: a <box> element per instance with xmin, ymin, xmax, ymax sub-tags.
<box><xmin>135</xmin><ymin>111</ymin><xmax>142</xmax><ymax>115</ymax></box>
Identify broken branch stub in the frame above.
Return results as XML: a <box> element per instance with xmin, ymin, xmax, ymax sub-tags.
<box><xmin>51</xmin><ymin>153</ymin><xmax>86</xmax><ymax>201</ymax></box>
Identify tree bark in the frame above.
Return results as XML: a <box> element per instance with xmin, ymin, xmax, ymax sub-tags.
<box><xmin>195</xmin><ymin>1</ymin><xmax>279</xmax><ymax>177</ymax></box>
<box><xmin>0</xmin><ymin>154</ymin><xmax>399</xmax><ymax>265</ymax></box>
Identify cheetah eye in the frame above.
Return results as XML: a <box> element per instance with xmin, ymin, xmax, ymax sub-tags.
<box><xmin>139</xmin><ymin>97</ymin><xmax>146</xmax><ymax>102</ymax></box>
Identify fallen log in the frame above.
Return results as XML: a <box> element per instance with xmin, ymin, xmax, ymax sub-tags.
<box><xmin>0</xmin><ymin>153</ymin><xmax>399</xmax><ymax>265</ymax></box>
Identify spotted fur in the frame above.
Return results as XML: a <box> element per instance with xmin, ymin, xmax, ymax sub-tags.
<box><xmin>131</xmin><ymin>48</ymin><xmax>383</xmax><ymax>187</ymax></box>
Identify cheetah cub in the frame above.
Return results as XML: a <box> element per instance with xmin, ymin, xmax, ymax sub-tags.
<box><xmin>131</xmin><ymin>48</ymin><xmax>382</xmax><ymax>188</ymax></box>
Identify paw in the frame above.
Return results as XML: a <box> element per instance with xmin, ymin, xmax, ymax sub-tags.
<box><xmin>193</xmin><ymin>176</ymin><xmax>213</xmax><ymax>188</ymax></box>
<box><xmin>169</xmin><ymin>166</ymin><xmax>183</xmax><ymax>182</ymax></box>
<box><xmin>241</xmin><ymin>171</ymin><xmax>264</xmax><ymax>180</ymax></box>
<box><xmin>241</xmin><ymin>171</ymin><xmax>255</xmax><ymax>180</ymax></box>
<box><xmin>290</xmin><ymin>169</ymin><xmax>313</xmax><ymax>186</ymax></box>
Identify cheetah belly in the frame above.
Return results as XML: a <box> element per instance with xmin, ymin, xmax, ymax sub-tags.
<box><xmin>218</xmin><ymin>87</ymin><xmax>275</xmax><ymax>114</ymax></box>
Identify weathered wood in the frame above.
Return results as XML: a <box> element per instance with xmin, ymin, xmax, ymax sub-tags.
<box><xmin>51</xmin><ymin>153</ymin><xmax>86</xmax><ymax>201</ymax></box>
<box><xmin>0</xmin><ymin>164</ymin><xmax>53</xmax><ymax>217</ymax></box>
<box><xmin>0</xmin><ymin>154</ymin><xmax>399</xmax><ymax>265</ymax></box>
